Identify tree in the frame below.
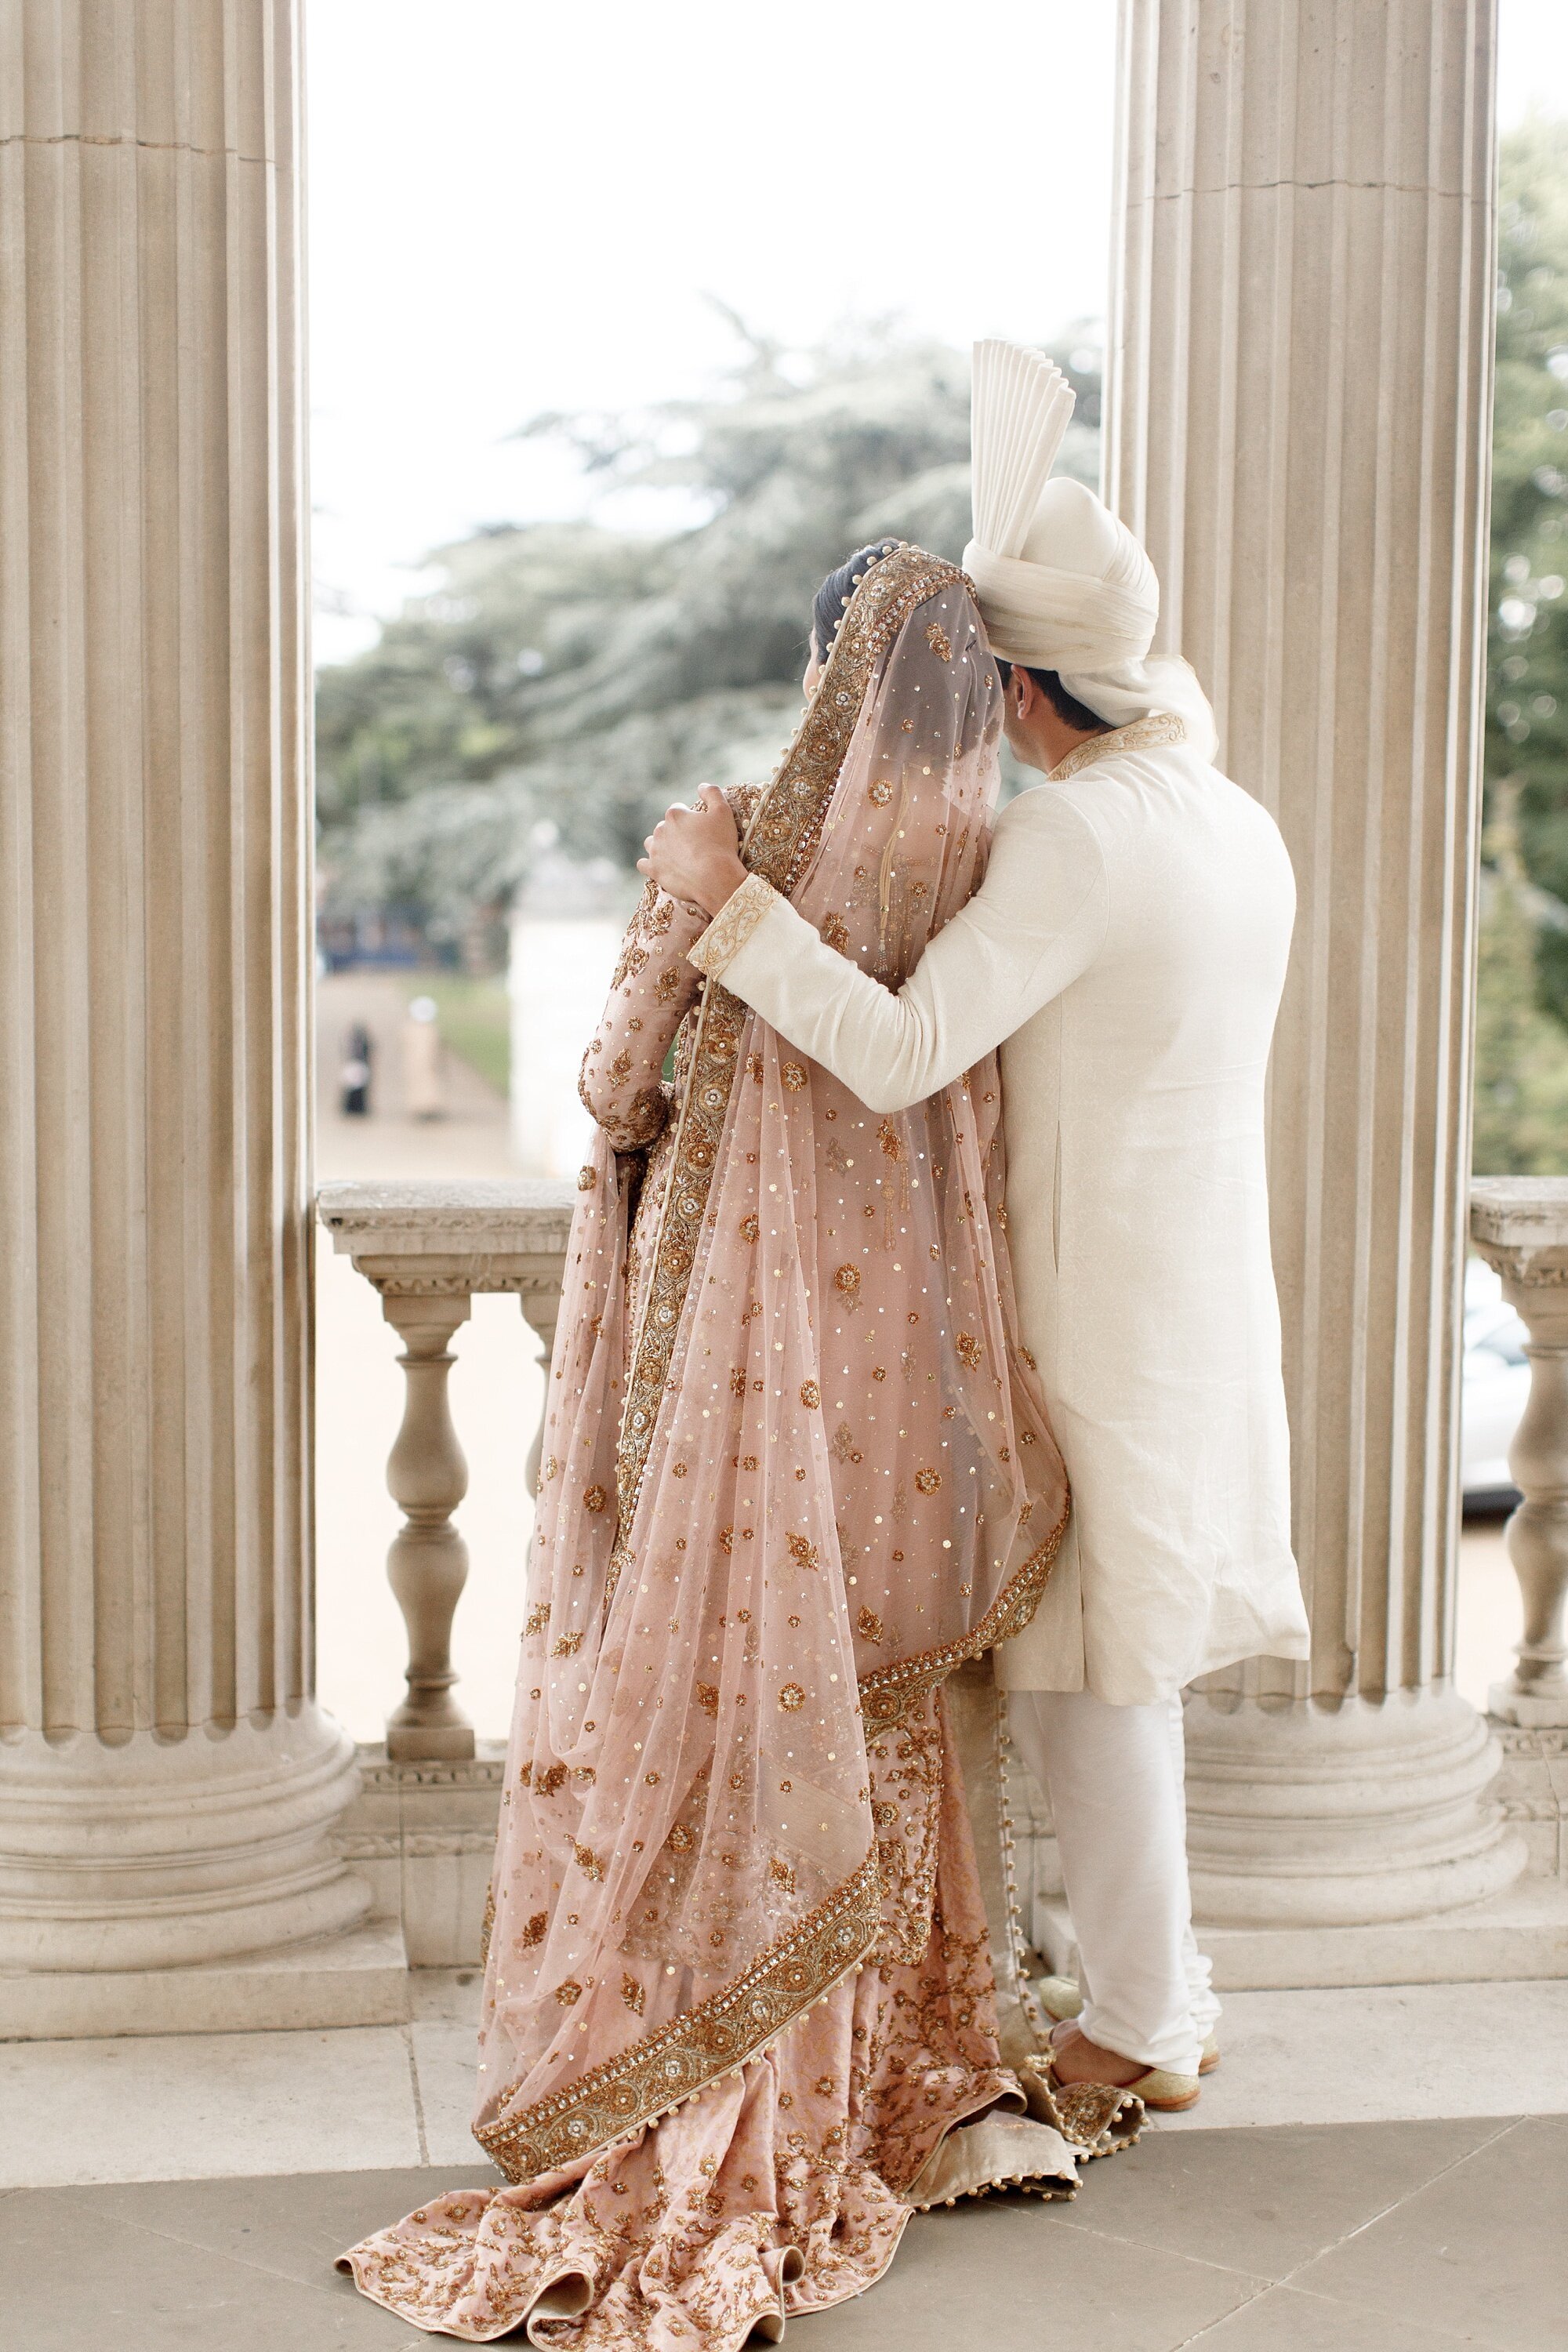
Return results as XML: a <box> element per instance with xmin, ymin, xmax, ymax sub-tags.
<box><xmin>314</xmin><ymin>318</ymin><xmax>1103</xmax><ymax>953</ymax></box>
<box><xmin>1487</xmin><ymin>116</ymin><xmax>1568</xmax><ymax>1026</ymax></box>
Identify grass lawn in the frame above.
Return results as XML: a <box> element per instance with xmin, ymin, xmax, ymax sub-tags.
<box><xmin>398</xmin><ymin>974</ymin><xmax>510</xmax><ymax>1095</ymax></box>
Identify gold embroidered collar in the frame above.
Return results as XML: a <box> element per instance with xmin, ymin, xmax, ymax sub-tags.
<box><xmin>1047</xmin><ymin>709</ymin><xmax>1187</xmax><ymax>783</ymax></box>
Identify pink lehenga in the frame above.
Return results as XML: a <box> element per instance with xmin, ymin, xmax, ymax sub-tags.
<box><xmin>341</xmin><ymin>546</ymin><xmax>1140</xmax><ymax>2346</ymax></box>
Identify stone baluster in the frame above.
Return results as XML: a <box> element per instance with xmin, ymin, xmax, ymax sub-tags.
<box><xmin>519</xmin><ymin>1276</ymin><xmax>568</xmax><ymax>1496</ymax></box>
<box><xmin>382</xmin><ymin>1291</ymin><xmax>476</xmax><ymax>1762</ymax></box>
<box><xmin>1109</xmin><ymin>0</ymin><xmax>1523</xmax><ymax>1932</ymax></box>
<box><xmin>318</xmin><ymin>1181</ymin><xmax>577</xmax><ymax>1758</ymax></box>
<box><xmin>1470</xmin><ymin>1181</ymin><xmax>1568</xmax><ymax>1730</ymax></box>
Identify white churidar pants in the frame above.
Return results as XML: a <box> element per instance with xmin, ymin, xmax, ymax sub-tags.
<box><xmin>1004</xmin><ymin>1689</ymin><xmax>1219</xmax><ymax>2078</ymax></box>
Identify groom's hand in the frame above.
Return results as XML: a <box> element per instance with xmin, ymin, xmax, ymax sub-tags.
<box><xmin>638</xmin><ymin>786</ymin><xmax>749</xmax><ymax>917</ymax></box>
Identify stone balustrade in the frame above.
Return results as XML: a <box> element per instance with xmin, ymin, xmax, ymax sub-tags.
<box><xmin>317</xmin><ymin>1180</ymin><xmax>578</xmax><ymax>1762</ymax></box>
<box><xmin>1469</xmin><ymin>1181</ymin><xmax>1568</xmax><ymax>1733</ymax></box>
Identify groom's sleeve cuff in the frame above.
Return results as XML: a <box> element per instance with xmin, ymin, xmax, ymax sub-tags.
<box><xmin>688</xmin><ymin>873</ymin><xmax>780</xmax><ymax>978</ymax></box>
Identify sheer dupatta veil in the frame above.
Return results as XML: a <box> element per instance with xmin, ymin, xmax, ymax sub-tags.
<box><xmin>474</xmin><ymin>545</ymin><xmax>1070</xmax><ymax>2187</ymax></box>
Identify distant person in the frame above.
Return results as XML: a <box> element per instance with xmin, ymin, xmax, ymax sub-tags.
<box><xmin>402</xmin><ymin>994</ymin><xmax>445</xmax><ymax>1120</ymax></box>
<box><xmin>338</xmin><ymin>1022</ymin><xmax>372</xmax><ymax>1117</ymax></box>
<box><xmin>341</xmin><ymin>529</ymin><xmax>1138</xmax><ymax>2339</ymax></box>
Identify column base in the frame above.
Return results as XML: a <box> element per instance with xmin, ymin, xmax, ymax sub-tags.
<box><xmin>0</xmin><ymin>1705</ymin><xmax>369</xmax><ymax>1973</ymax></box>
<box><xmin>0</xmin><ymin>1917</ymin><xmax>409</xmax><ymax>2041</ymax></box>
<box><xmin>1184</xmin><ymin>1688</ymin><xmax>1526</xmax><ymax>1928</ymax></box>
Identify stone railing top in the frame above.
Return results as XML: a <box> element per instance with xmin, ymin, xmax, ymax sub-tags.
<box><xmin>1470</xmin><ymin>1178</ymin><xmax>1568</xmax><ymax>1286</ymax></box>
<box><xmin>318</xmin><ymin>1178</ymin><xmax>577</xmax><ymax>1264</ymax></box>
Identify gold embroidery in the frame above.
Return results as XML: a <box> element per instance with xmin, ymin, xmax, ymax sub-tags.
<box><xmin>475</xmin><ymin>1849</ymin><xmax>880</xmax><ymax>2183</ymax></box>
<box><xmin>857</xmin><ymin>1606</ymin><xmax>885</xmax><ymax>1642</ymax></box>
<box><xmin>914</xmin><ymin>1467</ymin><xmax>942</xmax><ymax>1494</ymax></box>
<box><xmin>800</xmin><ymin>1379</ymin><xmax>821</xmax><ymax>1409</ymax></box>
<box><xmin>821</xmin><ymin>913</ymin><xmax>849</xmax><ymax>951</ymax></box>
<box><xmin>518</xmin><ymin>1910</ymin><xmax>547</xmax><ymax>1947</ymax></box>
<box><xmin>1046</xmin><ymin>709</ymin><xmax>1186</xmax><ymax>783</ymax></box>
<box><xmin>955</xmin><ymin>1332</ymin><xmax>983</xmax><ymax>1369</ymax></box>
<box><xmin>573</xmin><ymin>1842</ymin><xmax>604</xmax><ymax>1880</ymax></box>
<box><xmin>583</xmin><ymin>1485</ymin><xmax>608</xmax><ymax>1513</ymax></box>
<box><xmin>621</xmin><ymin>1973</ymin><xmax>646</xmax><ymax>2016</ymax></box>
<box><xmin>781</xmin><ymin>1061</ymin><xmax>808</xmax><ymax>1090</ymax></box>
<box><xmin>688</xmin><ymin>871</ymin><xmax>779</xmax><ymax>978</ymax></box>
<box><xmin>925</xmin><ymin>619</ymin><xmax>953</xmax><ymax>660</ymax></box>
<box><xmin>779</xmin><ymin>1682</ymin><xmax>806</xmax><ymax>1711</ymax></box>
<box><xmin>786</xmin><ymin>1533</ymin><xmax>819</xmax><ymax>1570</ymax></box>
<box><xmin>576</xmin><ymin>1165</ymin><xmax>597</xmax><ymax>1191</ymax></box>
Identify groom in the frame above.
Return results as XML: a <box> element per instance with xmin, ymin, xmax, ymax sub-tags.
<box><xmin>642</xmin><ymin>344</ymin><xmax>1308</xmax><ymax>2109</ymax></box>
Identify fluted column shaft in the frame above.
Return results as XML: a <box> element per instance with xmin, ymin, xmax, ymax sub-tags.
<box><xmin>0</xmin><ymin>0</ymin><xmax>365</xmax><ymax>1970</ymax></box>
<box><xmin>1109</xmin><ymin>0</ymin><xmax>1522</xmax><ymax>1922</ymax></box>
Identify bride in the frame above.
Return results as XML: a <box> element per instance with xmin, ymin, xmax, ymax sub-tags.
<box><xmin>341</xmin><ymin>540</ymin><xmax>1140</xmax><ymax>2345</ymax></box>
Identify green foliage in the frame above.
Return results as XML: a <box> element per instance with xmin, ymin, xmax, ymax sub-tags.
<box><xmin>314</xmin><ymin>318</ymin><xmax>1102</xmax><ymax>950</ymax></box>
<box><xmin>397</xmin><ymin>975</ymin><xmax>512</xmax><ymax>1096</ymax></box>
<box><xmin>1472</xmin><ymin>790</ymin><xmax>1568</xmax><ymax>1174</ymax></box>
<box><xmin>1487</xmin><ymin>118</ymin><xmax>1568</xmax><ymax>1014</ymax></box>
<box><xmin>1472</xmin><ymin>117</ymin><xmax>1568</xmax><ymax>1173</ymax></box>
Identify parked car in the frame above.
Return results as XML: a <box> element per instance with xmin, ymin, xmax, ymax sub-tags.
<box><xmin>1462</xmin><ymin>1258</ymin><xmax>1530</xmax><ymax>1514</ymax></box>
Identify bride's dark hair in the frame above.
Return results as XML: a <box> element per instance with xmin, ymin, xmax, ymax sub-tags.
<box><xmin>811</xmin><ymin>539</ymin><xmax>899</xmax><ymax>666</ymax></box>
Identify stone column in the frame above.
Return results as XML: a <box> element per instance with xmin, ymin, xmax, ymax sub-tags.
<box><xmin>1109</xmin><ymin>0</ymin><xmax>1523</xmax><ymax>1926</ymax></box>
<box><xmin>0</xmin><ymin>0</ymin><xmax>366</xmax><ymax>1975</ymax></box>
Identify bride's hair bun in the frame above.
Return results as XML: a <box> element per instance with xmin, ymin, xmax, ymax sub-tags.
<box><xmin>811</xmin><ymin>539</ymin><xmax>898</xmax><ymax>666</ymax></box>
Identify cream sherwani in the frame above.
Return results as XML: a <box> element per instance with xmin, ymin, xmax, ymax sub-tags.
<box><xmin>691</xmin><ymin>713</ymin><xmax>1310</xmax><ymax>1708</ymax></box>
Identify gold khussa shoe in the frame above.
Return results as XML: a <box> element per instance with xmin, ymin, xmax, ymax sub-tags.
<box><xmin>1034</xmin><ymin>1972</ymin><xmax>1220</xmax><ymax>2074</ymax></box>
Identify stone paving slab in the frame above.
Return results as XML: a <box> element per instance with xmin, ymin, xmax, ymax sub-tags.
<box><xmin>5</xmin><ymin>2121</ymin><xmax>1561</xmax><ymax>2352</ymax></box>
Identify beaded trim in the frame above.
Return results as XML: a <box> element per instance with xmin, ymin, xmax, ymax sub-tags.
<box><xmin>688</xmin><ymin>872</ymin><xmax>779</xmax><ymax>979</ymax></box>
<box><xmin>1046</xmin><ymin>710</ymin><xmax>1185</xmax><ymax>784</ymax></box>
<box><xmin>858</xmin><ymin>1492</ymin><xmax>1069</xmax><ymax>1732</ymax></box>
<box><xmin>475</xmin><ymin>1847</ymin><xmax>881</xmax><ymax>2183</ymax></box>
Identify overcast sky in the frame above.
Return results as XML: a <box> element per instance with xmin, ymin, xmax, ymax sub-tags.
<box><xmin>308</xmin><ymin>0</ymin><xmax>1568</xmax><ymax>662</ymax></box>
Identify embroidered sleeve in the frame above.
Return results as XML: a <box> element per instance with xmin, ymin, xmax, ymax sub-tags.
<box><xmin>688</xmin><ymin>873</ymin><xmax>781</xmax><ymax>978</ymax></box>
<box><xmin>579</xmin><ymin>881</ymin><xmax>706</xmax><ymax>1150</ymax></box>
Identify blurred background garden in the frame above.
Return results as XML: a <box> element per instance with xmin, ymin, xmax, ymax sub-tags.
<box><xmin>306</xmin><ymin>2</ymin><xmax>1568</xmax><ymax>1744</ymax></box>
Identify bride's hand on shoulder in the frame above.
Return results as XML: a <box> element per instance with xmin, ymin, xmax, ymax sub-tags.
<box><xmin>638</xmin><ymin>786</ymin><xmax>748</xmax><ymax>916</ymax></box>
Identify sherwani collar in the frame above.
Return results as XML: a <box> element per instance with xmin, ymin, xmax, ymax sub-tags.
<box><xmin>1046</xmin><ymin>710</ymin><xmax>1187</xmax><ymax>784</ymax></box>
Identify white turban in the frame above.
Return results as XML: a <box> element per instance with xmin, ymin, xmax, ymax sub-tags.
<box><xmin>962</xmin><ymin>340</ymin><xmax>1217</xmax><ymax>762</ymax></box>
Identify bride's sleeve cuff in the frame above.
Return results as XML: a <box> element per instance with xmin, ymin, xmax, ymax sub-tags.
<box><xmin>688</xmin><ymin>873</ymin><xmax>780</xmax><ymax>978</ymax></box>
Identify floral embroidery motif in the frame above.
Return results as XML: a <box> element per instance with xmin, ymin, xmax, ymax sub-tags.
<box><xmin>781</xmin><ymin>1061</ymin><xmax>808</xmax><ymax>1090</ymax></box>
<box><xmin>739</xmin><ymin>1214</ymin><xmax>760</xmax><ymax>1243</ymax></box>
<box><xmin>800</xmin><ymin>1379</ymin><xmax>821</xmax><ymax>1409</ymax></box>
<box><xmin>551</xmin><ymin>1630</ymin><xmax>584</xmax><ymax>1657</ymax></box>
<box><xmin>1047</xmin><ymin>709</ymin><xmax>1186</xmax><ymax>783</ymax></box>
<box><xmin>573</xmin><ymin>1843</ymin><xmax>604</xmax><ymax>1881</ymax></box>
<box><xmin>524</xmin><ymin>1602</ymin><xmax>551</xmax><ymax>1636</ymax></box>
<box><xmin>517</xmin><ymin>1911</ymin><xmax>547</xmax><ymax>1947</ymax></box>
<box><xmin>857</xmin><ymin>1607</ymin><xmax>885</xmax><ymax>1643</ymax></box>
<box><xmin>583</xmin><ymin>1484</ymin><xmax>608</xmax><ymax>1513</ymax></box>
<box><xmin>821</xmin><ymin>913</ymin><xmax>850</xmax><ymax>951</ymax></box>
<box><xmin>833</xmin><ymin>1264</ymin><xmax>862</xmax><ymax>1298</ymax></box>
<box><xmin>913</xmin><ymin>1468</ymin><xmax>942</xmax><ymax>1494</ymax></box>
<box><xmin>868</xmin><ymin>779</ymin><xmax>893</xmax><ymax>806</ymax></box>
<box><xmin>688</xmin><ymin>871</ymin><xmax>779</xmax><ymax>979</ymax></box>
<box><xmin>576</xmin><ymin>1165</ymin><xmax>597</xmax><ymax>1191</ymax></box>
<box><xmin>955</xmin><ymin>1332</ymin><xmax>983</xmax><ymax>1369</ymax></box>
<box><xmin>778</xmin><ymin>1683</ymin><xmax>806</xmax><ymax>1712</ymax></box>
<box><xmin>553</xmin><ymin>1980</ymin><xmax>583</xmax><ymax>2007</ymax></box>
<box><xmin>697</xmin><ymin>1683</ymin><xmax>720</xmax><ymax>1715</ymax></box>
<box><xmin>786</xmin><ymin>1533</ymin><xmax>819</xmax><ymax>1571</ymax></box>
<box><xmin>621</xmin><ymin>1973</ymin><xmax>646</xmax><ymax>2016</ymax></box>
<box><xmin>925</xmin><ymin>619</ymin><xmax>953</xmax><ymax>660</ymax></box>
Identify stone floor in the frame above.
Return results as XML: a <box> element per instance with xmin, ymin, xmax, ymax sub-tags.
<box><xmin>5</xmin><ymin>1973</ymin><xmax>1568</xmax><ymax>2348</ymax></box>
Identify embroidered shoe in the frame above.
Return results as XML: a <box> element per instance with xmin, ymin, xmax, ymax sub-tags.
<box><xmin>1046</xmin><ymin>2018</ymin><xmax>1203</xmax><ymax>2114</ymax></box>
<box><xmin>1033</xmin><ymin>1973</ymin><xmax>1220</xmax><ymax>2075</ymax></box>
